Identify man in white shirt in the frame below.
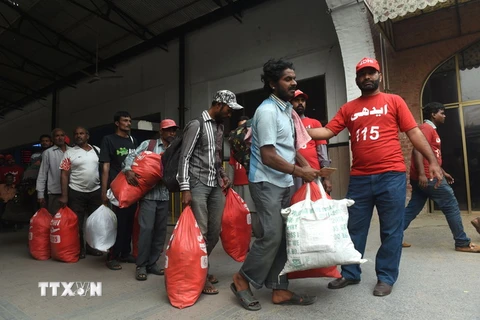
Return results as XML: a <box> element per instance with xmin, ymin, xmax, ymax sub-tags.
<box><xmin>59</xmin><ymin>127</ymin><xmax>103</xmax><ymax>259</ymax></box>
<box><xmin>36</xmin><ymin>129</ymin><xmax>69</xmax><ymax>215</ymax></box>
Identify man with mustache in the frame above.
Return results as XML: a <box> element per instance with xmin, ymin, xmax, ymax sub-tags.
<box><xmin>99</xmin><ymin>111</ymin><xmax>138</xmax><ymax>270</ymax></box>
<box><xmin>308</xmin><ymin>57</ymin><xmax>443</xmax><ymax>296</ymax></box>
<box><xmin>403</xmin><ymin>102</ymin><xmax>480</xmax><ymax>252</ymax></box>
<box><xmin>291</xmin><ymin>89</ymin><xmax>332</xmax><ymax>194</ymax></box>
<box><xmin>178</xmin><ymin>90</ymin><xmax>241</xmax><ymax>294</ymax></box>
<box><xmin>123</xmin><ymin>119</ymin><xmax>179</xmax><ymax>280</ymax></box>
<box><xmin>59</xmin><ymin>127</ymin><xmax>103</xmax><ymax>259</ymax></box>
<box><xmin>231</xmin><ymin>59</ymin><xmax>320</xmax><ymax>311</ymax></box>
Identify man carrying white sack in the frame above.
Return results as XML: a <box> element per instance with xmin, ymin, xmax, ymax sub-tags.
<box><xmin>123</xmin><ymin>119</ymin><xmax>178</xmax><ymax>281</ymax></box>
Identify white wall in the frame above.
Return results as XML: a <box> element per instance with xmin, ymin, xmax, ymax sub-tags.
<box><xmin>0</xmin><ymin>0</ymin><xmax>349</xmax><ymax>149</ymax></box>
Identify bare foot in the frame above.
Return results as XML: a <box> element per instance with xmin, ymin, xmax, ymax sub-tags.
<box><xmin>272</xmin><ymin>289</ymin><xmax>294</xmax><ymax>304</ymax></box>
<box><xmin>232</xmin><ymin>272</ymin><xmax>249</xmax><ymax>292</ymax></box>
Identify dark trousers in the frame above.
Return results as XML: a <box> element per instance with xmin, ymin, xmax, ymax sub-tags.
<box><xmin>136</xmin><ymin>199</ymin><xmax>169</xmax><ymax>267</ymax></box>
<box><xmin>68</xmin><ymin>188</ymin><xmax>102</xmax><ymax>250</ymax></box>
<box><xmin>47</xmin><ymin>194</ymin><xmax>62</xmax><ymax>216</ymax></box>
<box><xmin>109</xmin><ymin>203</ymin><xmax>138</xmax><ymax>260</ymax></box>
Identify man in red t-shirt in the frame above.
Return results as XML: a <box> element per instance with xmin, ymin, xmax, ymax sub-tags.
<box><xmin>0</xmin><ymin>155</ymin><xmax>24</xmax><ymax>185</ymax></box>
<box><xmin>291</xmin><ymin>89</ymin><xmax>332</xmax><ymax>194</ymax></box>
<box><xmin>403</xmin><ymin>102</ymin><xmax>479</xmax><ymax>252</ymax></box>
<box><xmin>307</xmin><ymin>57</ymin><xmax>443</xmax><ymax>297</ymax></box>
<box><xmin>229</xmin><ymin>116</ymin><xmax>259</xmax><ymax>236</ymax></box>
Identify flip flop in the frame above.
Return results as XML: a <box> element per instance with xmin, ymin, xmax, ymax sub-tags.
<box><xmin>273</xmin><ymin>293</ymin><xmax>317</xmax><ymax>306</ymax></box>
<box><xmin>230</xmin><ymin>283</ymin><xmax>261</xmax><ymax>311</ymax></box>
<box><xmin>202</xmin><ymin>281</ymin><xmax>219</xmax><ymax>295</ymax></box>
<box><xmin>207</xmin><ymin>274</ymin><xmax>219</xmax><ymax>284</ymax></box>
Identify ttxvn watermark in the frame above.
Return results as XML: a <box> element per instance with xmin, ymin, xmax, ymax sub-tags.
<box><xmin>38</xmin><ymin>282</ymin><xmax>102</xmax><ymax>297</ymax></box>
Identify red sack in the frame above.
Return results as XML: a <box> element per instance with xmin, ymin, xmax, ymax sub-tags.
<box><xmin>220</xmin><ymin>188</ymin><xmax>251</xmax><ymax>262</ymax></box>
<box><xmin>110</xmin><ymin>151</ymin><xmax>162</xmax><ymax>208</ymax></box>
<box><xmin>29</xmin><ymin>208</ymin><xmax>52</xmax><ymax>260</ymax></box>
<box><xmin>132</xmin><ymin>205</ymin><xmax>140</xmax><ymax>258</ymax></box>
<box><xmin>288</xmin><ymin>181</ymin><xmax>341</xmax><ymax>280</ymax></box>
<box><xmin>50</xmin><ymin>206</ymin><xmax>80</xmax><ymax>263</ymax></box>
<box><xmin>165</xmin><ymin>206</ymin><xmax>208</xmax><ymax>309</ymax></box>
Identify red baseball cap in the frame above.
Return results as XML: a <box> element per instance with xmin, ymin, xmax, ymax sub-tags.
<box><xmin>160</xmin><ymin>119</ymin><xmax>179</xmax><ymax>130</ymax></box>
<box><xmin>292</xmin><ymin>89</ymin><xmax>309</xmax><ymax>100</ymax></box>
<box><xmin>5</xmin><ymin>154</ymin><xmax>13</xmax><ymax>160</ymax></box>
<box><xmin>356</xmin><ymin>57</ymin><xmax>381</xmax><ymax>73</ymax></box>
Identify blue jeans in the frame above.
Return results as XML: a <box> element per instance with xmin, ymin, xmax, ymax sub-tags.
<box><xmin>341</xmin><ymin>171</ymin><xmax>406</xmax><ymax>286</ymax></box>
<box><xmin>190</xmin><ymin>177</ymin><xmax>226</xmax><ymax>256</ymax></box>
<box><xmin>404</xmin><ymin>178</ymin><xmax>470</xmax><ymax>248</ymax></box>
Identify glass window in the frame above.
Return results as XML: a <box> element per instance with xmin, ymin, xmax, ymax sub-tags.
<box><xmin>434</xmin><ymin>108</ymin><xmax>468</xmax><ymax>211</ymax></box>
<box><xmin>422</xmin><ymin>57</ymin><xmax>458</xmax><ymax>106</ymax></box>
<box><xmin>463</xmin><ymin>105</ymin><xmax>480</xmax><ymax>211</ymax></box>
<box><xmin>459</xmin><ymin>42</ymin><xmax>480</xmax><ymax>102</ymax></box>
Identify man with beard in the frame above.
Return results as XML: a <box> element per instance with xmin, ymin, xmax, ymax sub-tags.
<box><xmin>307</xmin><ymin>57</ymin><xmax>443</xmax><ymax>296</ymax></box>
<box><xmin>178</xmin><ymin>90</ymin><xmax>240</xmax><ymax>294</ymax></box>
<box><xmin>231</xmin><ymin>59</ymin><xmax>320</xmax><ymax>311</ymax></box>
<box><xmin>36</xmin><ymin>129</ymin><xmax>69</xmax><ymax>215</ymax></box>
<box><xmin>123</xmin><ymin>119</ymin><xmax>178</xmax><ymax>280</ymax></box>
<box><xmin>100</xmin><ymin>111</ymin><xmax>138</xmax><ymax>270</ymax></box>
<box><xmin>30</xmin><ymin>134</ymin><xmax>53</xmax><ymax>166</ymax></box>
<box><xmin>291</xmin><ymin>89</ymin><xmax>332</xmax><ymax>194</ymax></box>
<box><xmin>59</xmin><ymin>127</ymin><xmax>103</xmax><ymax>259</ymax></box>
<box><xmin>403</xmin><ymin>102</ymin><xmax>480</xmax><ymax>252</ymax></box>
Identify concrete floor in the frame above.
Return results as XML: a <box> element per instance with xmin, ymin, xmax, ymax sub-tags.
<box><xmin>1</xmin><ymin>212</ymin><xmax>479</xmax><ymax>320</ymax></box>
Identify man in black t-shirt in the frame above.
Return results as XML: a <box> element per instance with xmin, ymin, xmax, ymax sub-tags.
<box><xmin>99</xmin><ymin>111</ymin><xmax>138</xmax><ymax>270</ymax></box>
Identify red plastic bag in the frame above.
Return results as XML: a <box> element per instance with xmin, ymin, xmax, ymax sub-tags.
<box><xmin>132</xmin><ymin>205</ymin><xmax>140</xmax><ymax>258</ymax></box>
<box><xmin>111</xmin><ymin>151</ymin><xmax>162</xmax><ymax>208</ymax></box>
<box><xmin>165</xmin><ymin>206</ymin><xmax>208</xmax><ymax>309</ymax></box>
<box><xmin>50</xmin><ymin>206</ymin><xmax>80</xmax><ymax>263</ymax></box>
<box><xmin>287</xmin><ymin>181</ymin><xmax>341</xmax><ymax>279</ymax></box>
<box><xmin>220</xmin><ymin>189</ymin><xmax>251</xmax><ymax>262</ymax></box>
<box><xmin>29</xmin><ymin>208</ymin><xmax>52</xmax><ymax>260</ymax></box>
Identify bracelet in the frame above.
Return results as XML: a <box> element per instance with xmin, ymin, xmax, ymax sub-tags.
<box><xmin>291</xmin><ymin>164</ymin><xmax>296</xmax><ymax>175</ymax></box>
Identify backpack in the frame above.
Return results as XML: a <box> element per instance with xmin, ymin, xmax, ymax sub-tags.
<box><xmin>162</xmin><ymin>117</ymin><xmax>204</xmax><ymax>193</ymax></box>
<box><xmin>228</xmin><ymin>118</ymin><xmax>252</xmax><ymax>174</ymax></box>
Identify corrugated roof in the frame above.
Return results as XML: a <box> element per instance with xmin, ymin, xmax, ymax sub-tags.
<box><xmin>0</xmin><ymin>0</ymin><xmax>254</xmax><ymax>118</ymax></box>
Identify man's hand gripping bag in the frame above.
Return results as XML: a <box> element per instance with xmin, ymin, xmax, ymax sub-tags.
<box><xmin>111</xmin><ymin>151</ymin><xmax>162</xmax><ymax>208</ymax></box>
<box><xmin>220</xmin><ymin>188</ymin><xmax>252</xmax><ymax>262</ymax></box>
<box><xmin>164</xmin><ymin>206</ymin><xmax>208</xmax><ymax>309</ymax></box>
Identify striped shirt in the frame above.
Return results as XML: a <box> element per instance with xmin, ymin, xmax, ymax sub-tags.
<box><xmin>177</xmin><ymin>110</ymin><xmax>227</xmax><ymax>191</ymax></box>
<box><xmin>123</xmin><ymin>139</ymin><xmax>169</xmax><ymax>201</ymax></box>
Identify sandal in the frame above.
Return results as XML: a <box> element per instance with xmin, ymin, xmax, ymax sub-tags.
<box><xmin>147</xmin><ymin>264</ymin><xmax>164</xmax><ymax>275</ymax></box>
<box><xmin>207</xmin><ymin>274</ymin><xmax>218</xmax><ymax>284</ymax></box>
<box><xmin>273</xmin><ymin>293</ymin><xmax>317</xmax><ymax>306</ymax></box>
<box><xmin>202</xmin><ymin>280</ymin><xmax>219</xmax><ymax>295</ymax></box>
<box><xmin>106</xmin><ymin>259</ymin><xmax>122</xmax><ymax>270</ymax></box>
<box><xmin>136</xmin><ymin>266</ymin><xmax>147</xmax><ymax>281</ymax></box>
<box><xmin>230</xmin><ymin>283</ymin><xmax>261</xmax><ymax>311</ymax></box>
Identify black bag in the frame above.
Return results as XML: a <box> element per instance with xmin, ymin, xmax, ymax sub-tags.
<box><xmin>162</xmin><ymin>117</ymin><xmax>203</xmax><ymax>193</ymax></box>
<box><xmin>91</xmin><ymin>145</ymin><xmax>103</xmax><ymax>181</ymax></box>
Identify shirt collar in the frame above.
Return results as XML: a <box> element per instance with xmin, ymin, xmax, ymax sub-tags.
<box><xmin>424</xmin><ymin>119</ymin><xmax>437</xmax><ymax>129</ymax></box>
<box><xmin>270</xmin><ymin>94</ymin><xmax>292</xmax><ymax>111</ymax></box>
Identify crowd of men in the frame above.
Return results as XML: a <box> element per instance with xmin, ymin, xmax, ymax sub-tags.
<box><xmin>0</xmin><ymin>56</ymin><xmax>479</xmax><ymax>311</ymax></box>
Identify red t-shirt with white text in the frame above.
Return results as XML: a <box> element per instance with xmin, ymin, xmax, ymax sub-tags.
<box><xmin>325</xmin><ymin>92</ymin><xmax>417</xmax><ymax>175</ymax></box>
<box><xmin>229</xmin><ymin>151</ymin><xmax>249</xmax><ymax>185</ymax></box>
<box><xmin>409</xmin><ymin>122</ymin><xmax>442</xmax><ymax>180</ymax></box>
<box><xmin>298</xmin><ymin>117</ymin><xmax>326</xmax><ymax>170</ymax></box>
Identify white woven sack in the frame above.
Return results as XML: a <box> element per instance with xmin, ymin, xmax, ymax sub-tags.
<box><xmin>280</xmin><ymin>180</ymin><xmax>366</xmax><ymax>276</ymax></box>
<box><xmin>85</xmin><ymin>205</ymin><xmax>117</xmax><ymax>252</ymax></box>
